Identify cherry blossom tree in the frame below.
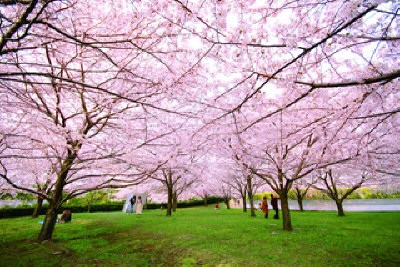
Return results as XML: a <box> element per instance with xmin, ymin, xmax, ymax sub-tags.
<box><xmin>222</xmin><ymin>173</ymin><xmax>248</xmax><ymax>212</ymax></box>
<box><xmin>291</xmin><ymin>177</ymin><xmax>317</xmax><ymax>212</ymax></box>
<box><xmin>217</xmin><ymin>133</ymin><xmax>266</xmax><ymax>216</ymax></box>
<box><xmin>138</xmin><ymin>113</ymin><xmax>206</xmax><ymax>216</ymax></box>
<box><xmin>0</xmin><ymin>55</ymin><xmax>150</xmax><ymax>240</ymax></box>
<box><xmin>213</xmin><ymin>160</ymin><xmax>245</xmax><ymax>210</ymax></box>
<box><xmin>313</xmin><ymin>166</ymin><xmax>373</xmax><ymax>216</ymax></box>
<box><xmin>146</xmin><ymin>166</ymin><xmax>197</xmax><ymax>216</ymax></box>
<box><xmin>248</xmin><ymin>133</ymin><xmax>321</xmax><ymax>230</ymax></box>
<box><xmin>218</xmin><ymin>183</ymin><xmax>232</xmax><ymax>209</ymax></box>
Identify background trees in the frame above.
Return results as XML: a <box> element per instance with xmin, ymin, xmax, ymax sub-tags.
<box><xmin>186</xmin><ymin>0</ymin><xmax>399</xmax><ymax>230</ymax></box>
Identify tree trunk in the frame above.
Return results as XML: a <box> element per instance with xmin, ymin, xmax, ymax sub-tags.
<box><xmin>38</xmin><ymin>185</ymin><xmax>63</xmax><ymax>241</ymax></box>
<box><xmin>38</xmin><ymin>204</ymin><xmax>59</xmax><ymax>241</ymax></box>
<box><xmin>247</xmin><ymin>176</ymin><xmax>256</xmax><ymax>217</ymax></box>
<box><xmin>38</xmin><ymin>151</ymin><xmax>76</xmax><ymax>241</ymax></box>
<box><xmin>166</xmin><ymin>184</ymin><xmax>173</xmax><ymax>216</ymax></box>
<box><xmin>295</xmin><ymin>189</ymin><xmax>304</xmax><ymax>211</ymax></box>
<box><xmin>172</xmin><ymin>191</ymin><xmax>177</xmax><ymax>212</ymax></box>
<box><xmin>224</xmin><ymin>198</ymin><xmax>230</xmax><ymax>209</ymax></box>
<box><xmin>336</xmin><ymin>199</ymin><xmax>345</xmax><ymax>216</ymax></box>
<box><xmin>32</xmin><ymin>196</ymin><xmax>43</xmax><ymax>218</ymax></box>
<box><xmin>242</xmin><ymin>195</ymin><xmax>247</xmax><ymax>212</ymax></box>
<box><xmin>203</xmin><ymin>195</ymin><xmax>208</xmax><ymax>206</ymax></box>
<box><xmin>249</xmin><ymin>196</ymin><xmax>255</xmax><ymax>217</ymax></box>
<box><xmin>297</xmin><ymin>198</ymin><xmax>304</xmax><ymax>211</ymax></box>
<box><xmin>281</xmin><ymin>192</ymin><xmax>293</xmax><ymax>231</ymax></box>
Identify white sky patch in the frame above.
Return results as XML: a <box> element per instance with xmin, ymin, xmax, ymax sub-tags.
<box><xmin>186</xmin><ymin>34</ymin><xmax>203</xmax><ymax>49</ymax></box>
<box><xmin>226</xmin><ymin>10</ymin><xmax>239</xmax><ymax>31</ymax></box>
<box><xmin>259</xmin><ymin>81</ymin><xmax>284</xmax><ymax>99</ymax></box>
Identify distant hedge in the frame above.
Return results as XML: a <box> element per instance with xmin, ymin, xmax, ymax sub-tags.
<box><xmin>177</xmin><ymin>196</ymin><xmax>223</xmax><ymax>208</ymax></box>
<box><xmin>0</xmin><ymin>206</ymin><xmax>41</xmax><ymax>218</ymax></box>
<box><xmin>0</xmin><ymin>196</ymin><xmax>224</xmax><ymax>219</ymax></box>
<box><xmin>0</xmin><ymin>203</ymin><xmax>124</xmax><ymax>219</ymax></box>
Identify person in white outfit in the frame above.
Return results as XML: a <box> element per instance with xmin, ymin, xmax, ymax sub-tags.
<box><xmin>136</xmin><ymin>196</ymin><xmax>143</xmax><ymax>214</ymax></box>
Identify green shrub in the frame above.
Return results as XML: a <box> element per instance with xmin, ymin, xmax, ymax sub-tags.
<box><xmin>205</xmin><ymin>196</ymin><xmax>224</xmax><ymax>205</ymax></box>
<box><xmin>0</xmin><ymin>207</ymin><xmax>38</xmax><ymax>218</ymax></box>
<box><xmin>254</xmin><ymin>192</ymin><xmax>274</xmax><ymax>200</ymax></box>
<box><xmin>0</xmin><ymin>197</ymin><xmax>225</xmax><ymax>218</ymax></box>
<box><xmin>15</xmin><ymin>192</ymin><xmax>35</xmax><ymax>201</ymax></box>
<box><xmin>0</xmin><ymin>193</ymin><xmax>13</xmax><ymax>200</ymax></box>
<box><xmin>146</xmin><ymin>203</ymin><xmax>163</xmax><ymax>209</ymax></box>
<box><xmin>0</xmin><ymin>203</ymin><xmax>124</xmax><ymax>219</ymax></box>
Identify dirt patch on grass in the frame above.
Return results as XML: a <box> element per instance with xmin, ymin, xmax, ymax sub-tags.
<box><xmin>0</xmin><ymin>238</ymin><xmax>80</xmax><ymax>266</ymax></box>
<box><xmin>98</xmin><ymin>227</ymin><xmax>186</xmax><ymax>265</ymax></box>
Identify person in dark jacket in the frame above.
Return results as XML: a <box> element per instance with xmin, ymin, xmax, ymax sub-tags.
<box><xmin>129</xmin><ymin>195</ymin><xmax>136</xmax><ymax>214</ymax></box>
<box><xmin>271</xmin><ymin>194</ymin><xmax>280</xmax><ymax>219</ymax></box>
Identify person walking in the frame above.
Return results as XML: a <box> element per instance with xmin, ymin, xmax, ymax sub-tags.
<box><xmin>261</xmin><ymin>196</ymin><xmax>269</xmax><ymax>219</ymax></box>
<box><xmin>271</xmin><ymin>194</ymin><xmax>279</xmax><ymax>219</ymax></box>
<box><xmin>136</xmin><ymin>196</ymin><xmax>143</xmax><ymax>214</ymax></box>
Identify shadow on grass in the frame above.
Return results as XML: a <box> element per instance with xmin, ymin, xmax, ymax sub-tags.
<box><xmin>1</xmin><ymin>225</ymin><xmax>186</xmax><ymax>266</ymax></box>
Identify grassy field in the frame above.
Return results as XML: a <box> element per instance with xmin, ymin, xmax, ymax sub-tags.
<box><xmin>0</xmin><ymin>206</ymin><xmax>399</xmax><ymax>266</ymax></box>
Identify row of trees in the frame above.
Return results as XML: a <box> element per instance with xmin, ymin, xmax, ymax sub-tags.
<box><xmin>1</xmin><ymin>0</ymin><xmax>399</xmax><ymax>240</ymax></box>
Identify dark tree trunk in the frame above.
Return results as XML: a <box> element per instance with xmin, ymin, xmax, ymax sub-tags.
<box><xmin>203</xmin><ymin>195</ymin><xmax>208</xmax><ymax>206</ymax></box>
<box><xmin>224</xmin><ymin>198</ymin><xmax>230</xmax><ymax>209</ymax></box>
<box><xmin>38</xmin><ymin>204</ymin><xmax>59</xmax><ymax>241</ymax></box>
<box><xmin>249</xmin><ymin>196</ymin><xmax>255</xmax><ymax>217</ymax></box>
<box><xmin>247</xmin><ymin>176</ymin><xmax>256</xmax><ymax>217</ymax></box>
<box><xmin>32</xmin><ymin>196</ymin><xmax>43</xmax><ymax>218</ymax></box>
<box><xmin>336</xmin><ymin>199</ymin><xmax>345</xmax><ymax>216</ymax></box>
<box><xmin>166</xmin><ymin>184</ymin><xmax>173</xmax><ymax>216</ymax></box>
<box><xmin>172</xmin><ymin>192</ymin><xmax>177</xmax><ymax>212</ymax></box>
<box><xmin>38</xmin><ymin>186</ymin><xmax>63</xmax><ymax>241</ymax></box>
<box><xmin>295</xmin><ymin>189</ymin><xmax>305</xmax><ymax>211</ymax></box>
<box><xmin>281</xmin><ymin>192</ymin><xmax>293</xmax><ymax>231</ymax></box>
<box><xmin>38</xmin><ymin>151</ymin><xmax>76</xmax><ymax>241</ymax></box>
<box><xmin>242</xmin><ymin>195</ymin><xmax>247</xmax><ymax>212</ymax></box>
<box><xmin>38</xmin><ymin>191</ymin><xmax>63</xmax><ymax>241</ymax></box>
<box><xmin>297</xmin><ymin>198</ymin><xmax>304</xmax><ymax>211</ymax></box>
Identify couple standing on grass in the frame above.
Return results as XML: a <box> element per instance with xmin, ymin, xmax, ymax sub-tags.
<box><xmin>130</xmin><ymin>195</ymin><xmax>143</xmax><ymax>214</ymax></box>
<box><xmin>261</xmin><ymin>194</ymin><xmax>279</xmax><ymax>219</ymax></box>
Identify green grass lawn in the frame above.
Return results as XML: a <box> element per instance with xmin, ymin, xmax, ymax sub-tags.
<box><xmin>1</xmin><ymin>207</ymin><xmax>399</xmax><ymax>266</ymax></box>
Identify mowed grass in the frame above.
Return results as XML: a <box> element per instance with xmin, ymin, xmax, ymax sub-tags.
<box><xmin>0</xmin><ymin>207</ymin><xmax>399</xmax><ymax>266</ymax></box>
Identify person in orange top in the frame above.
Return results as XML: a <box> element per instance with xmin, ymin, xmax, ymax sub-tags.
<box><xmin>261</xmin><ymin>196</ymin><xmax>269</xmax><ymax>219</ymax></box>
